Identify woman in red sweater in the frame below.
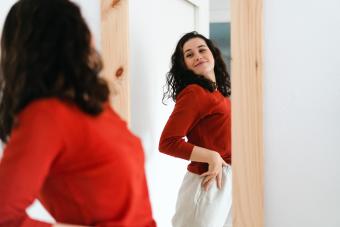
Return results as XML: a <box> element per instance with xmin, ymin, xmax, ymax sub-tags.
<box><xmin>0</xmin><ymin>0</ymin><xmax>155</xmax><ymax>227</ymax></box>
<box><xmin>159</xmin><ymin>32</ymin><xmax>232</xmax><ymax>227</ymax></box>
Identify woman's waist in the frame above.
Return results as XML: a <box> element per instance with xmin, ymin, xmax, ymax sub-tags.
<box><xmin>187</xmin><ymin>155</ymin><xmax>231</xmax><ymax>175</ymax></box>
<box><xmin>187</xmin><ymin>138</ymin><xmax>230</xmax><ymax>155</ymax></box>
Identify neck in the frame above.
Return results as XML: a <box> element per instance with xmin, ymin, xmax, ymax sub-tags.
<box><xmin>205</xmin><ymin>71</ymin><xmax>216</xmax><ymax>83</ymax></box>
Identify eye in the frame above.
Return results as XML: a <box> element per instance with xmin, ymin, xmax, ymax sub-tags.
<box><xmin>185</xmin><ymin>53</ymin><xmax>193</xmax><ymax>58</ymax></box>
<box><xmin>199</xmin><ymin>49</ymin><xmax>207</xmax><ymax>53</ymax></box>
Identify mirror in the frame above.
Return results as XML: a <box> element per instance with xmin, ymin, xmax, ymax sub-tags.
<box><xmin>0</xmin><ymin>0</ymin><xmax>264</xmax><ymax>226</ymax></box>
<box><xmin>130</xmin><ymin>0</ymin><xmax>231</xmax><ymax>226</ymax></box>
<box><xmin>210</xmin><ymin>0</ymin><xmax>231</xmax><ymax>73</ymax></box>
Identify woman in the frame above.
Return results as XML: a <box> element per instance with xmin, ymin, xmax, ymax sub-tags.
<box><xmin>0</xmin><ymin>0</ymin><xmax>156</xmax><ymax>226</ymax></box>
<box><xmin>159</xmin><ymin>31</ymin><xmax>232</xmax><ymax>227</ymax></box>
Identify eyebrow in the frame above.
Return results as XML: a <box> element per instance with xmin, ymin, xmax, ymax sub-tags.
<box><xmin>184</xmin><ymin>44</ymin><xmax>207</xmax><ymax>53</ymax></box>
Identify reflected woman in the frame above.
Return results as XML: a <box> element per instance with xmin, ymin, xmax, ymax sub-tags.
<box><xmin>0</xmin><ymin>0</ymin><xmax>155</xmax><ymax>226</ymax></box>
<box><xmin>159</xmin><ymin>31</ymin><xmax>232</xmax><ymax>227</ymax></box>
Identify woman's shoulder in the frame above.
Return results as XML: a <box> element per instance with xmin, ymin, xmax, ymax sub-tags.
<box><xmin>23</xmin><ymin>98</ymin><xmax>69</xmax><ymax>111</ymax></box>
<box><xmin>177</xmin><ymin>84</ymin><xmax>209</xmax><ymax>99</ymax></box>
<box><xmin>175</xmin><ymin>84</ymin><xmax>213</xmax><ymax>112</ymax></box>
<box><xmin>19</xmin><ymin>98</ymin><xmax>78</xmax><ymax>120</ymax></box>
<box><xmin>184</xmin><ymin>84</ymin><xmax>207</xmax><ymax>92</ymax></box>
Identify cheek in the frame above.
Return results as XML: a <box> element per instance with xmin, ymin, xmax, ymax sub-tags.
<box><xmin>184</xmin><ymin>58</ymin><xmax>192</xmax><ymax>70</ymax></box>
<box><xmin>208</xmin><ymin>55</ymin><xmax>215</xmax><ymax>67</ymax></box>
<box><xmin>211</xmin><ymin>58</ymin><xmax>215</xmax><ymax>67</ymax></box>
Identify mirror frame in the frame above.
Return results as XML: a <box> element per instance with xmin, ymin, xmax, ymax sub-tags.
<box><xmin>231</xmin><ymin>0</ymin><xmax>264</xmax><ymax>226</ymax></box>
<box><xmin>100</xmin><ymin>0</ymin><xmax>264</xmax><ymax>226</ymax></box>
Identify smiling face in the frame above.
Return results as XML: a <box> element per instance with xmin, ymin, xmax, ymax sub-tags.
<box><xmin>182</xmin><ymin>37</ymin><xmax>216</xmax><ymax>82</ymax></box>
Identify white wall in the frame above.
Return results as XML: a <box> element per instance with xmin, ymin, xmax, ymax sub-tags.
<box><xmin>210</xmin><ymin>0</ymin><xmax>230</xmax><ymax>22</ymax></box>
<box><xmin>264</xmin><ymin>0</ymin><xmax>340</xmax><ymax>226</ymax></box>
<box><xmin>129</xmin><ymin>1</ymin><xmax>208</xmax><ymax>226</ymax></box>
<box><xmin>0</xmin><ymin>0</ymin><xmax>16</xmax><ymax>30</ymax></box>
<box><xmin>72</xmin><ymin>0</ymin><xmax>101</xmax><ymax>50</ymax></box>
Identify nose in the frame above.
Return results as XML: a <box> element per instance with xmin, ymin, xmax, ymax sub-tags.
<box><xmin>195</xmin><ymin>54</ymin><xmax>202</xmax><ymax>61</ymax></box>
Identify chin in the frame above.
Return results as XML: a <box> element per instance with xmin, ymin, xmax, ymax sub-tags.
<box><xmin>194</xmin><ymin>70</ymin><xmax>206</xmax><ymax>75</ymax></box>
<box><xmin>197</xmin><ymin>72</ymin><xmax>210</xmax><ymax>77</ymax></box>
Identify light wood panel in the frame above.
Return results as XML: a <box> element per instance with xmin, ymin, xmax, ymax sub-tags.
<box><xmin>231</xmin><ymin>0</ymin><xmax>264</xmax><ymax>226</ymax></box>
<box><xmin>100</xmin><ymin>0</ymin><xmax>130</xmax><ymax>123</ymax></box>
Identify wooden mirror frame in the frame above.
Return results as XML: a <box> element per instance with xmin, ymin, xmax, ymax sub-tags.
<box><xmin>231</xmin><ymin>0</ymin><xmax>264</xmax><ymax>226</ymax></box>
<box><xmin>100</xmin><ymin>0</ymin><xmax>264</xmax><ymax>226</ymax></box>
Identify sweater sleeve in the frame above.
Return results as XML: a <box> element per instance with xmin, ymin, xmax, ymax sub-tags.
<box><xmin>159</xmin><ymin>85</ymin><xmax>207</xmax><ymax>160</ymax></box>
<box><xmin>0</xmin><ymin>101</ymin><xmax>64</xmax><ymax>227</ymax></box>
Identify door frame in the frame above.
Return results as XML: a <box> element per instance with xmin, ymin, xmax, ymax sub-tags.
<box><xmin>185</xmin><ymin>0</ymin><xmax>209</xmax><ymax>35</ymax></box>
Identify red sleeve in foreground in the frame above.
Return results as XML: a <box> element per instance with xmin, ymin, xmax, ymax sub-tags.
<box><xmin>0</xmin><ymin>101</ymin><xmax>63</xmax><ymax>227</ymax></box>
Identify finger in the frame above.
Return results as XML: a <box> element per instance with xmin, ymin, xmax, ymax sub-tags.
<box><xmin>202</xmin><ymin>174</ymin><xmax>215</xmax><ymax>186</ymax></box>
<box><xmin>201</xmin><ymin>170</ymin><xmax>218</xmax><ymax>177</ymax></box>
<box><xmin>203</xmin><ymin>178</ymin><xmax>214</xmax><ymax>191</ymax></box>
<box><xmin>204</xmin><ymin>182</ymin><xmax>209</xmax><ymax>191</ymax></box>
<box><xmin>216</xmin><ymin>171</ymin><xmax>222</xmax><ymax>189</ymax></box>
<box><xmin>202</xmin><ymin>175</ymin><xmax>215</xmax><ymax>189</ymax></box>
<box><xmin>200</xmin><ymin>171</ymin><xmax>213</xmax><ymax>177</ymax></box>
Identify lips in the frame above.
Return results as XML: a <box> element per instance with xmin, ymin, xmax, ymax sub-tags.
<box><xmin>194</xmin><ymin>61</ymin><xmax>207</xmax><ymax>67</ymax></box>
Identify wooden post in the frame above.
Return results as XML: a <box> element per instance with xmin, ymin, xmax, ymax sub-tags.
<box><xmin>231</xmin><ymin>0</ymin><xmax>264</xmax><ymax>226</ymax></box>
<box><xmin>100</xmin><ymin>0</ymin><xmax>130</xmax><ymax>123</ymax></box>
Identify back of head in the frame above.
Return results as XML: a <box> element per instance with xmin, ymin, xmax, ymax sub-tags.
<box><xmin>0</xmin><ymin>0</ymin><xmax>109</xmax><ymax>142</ymax></box>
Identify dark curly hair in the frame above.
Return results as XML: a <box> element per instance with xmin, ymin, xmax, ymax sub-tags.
<box><xmin>162</xmin><ymin>31</ymin><xmax>231</xmax><ymax>103</ymax></box>
<box><xmin>0</xmin><ymin>0</ymin><xmax>109</xmax><ymax>142</ymax></box>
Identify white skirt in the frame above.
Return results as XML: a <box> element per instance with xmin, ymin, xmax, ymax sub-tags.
<box><xmin>172</xmin><ymin>165</ymin><xmax>232</xmax><ymax>227</ymax></box>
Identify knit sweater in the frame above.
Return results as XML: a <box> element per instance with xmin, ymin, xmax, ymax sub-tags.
<box><xmin>0</xmin><ymin>98</ymin><xmax>156</xmax><ymax>227</ymax></box>
<box><xmin>159</xmin><ymin>84</ymin><xmax>231</xmax><ymax>175</ymax></box>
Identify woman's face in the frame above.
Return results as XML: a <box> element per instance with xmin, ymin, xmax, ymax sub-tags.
<box><xmin>182</xmin><ymin>37</ymin><xmax>215</xmax><ymax>81</ymax></box>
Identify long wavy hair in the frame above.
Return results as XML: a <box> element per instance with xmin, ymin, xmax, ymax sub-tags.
<box><xmin>0</xmin><ymin>0</ymin><xmax>109</xmax><ymax>142</ymax></box>
<box><xmin>163</xmin><ymin>31</ymin><xmax>231</xmax><ymax>103</ymax></box>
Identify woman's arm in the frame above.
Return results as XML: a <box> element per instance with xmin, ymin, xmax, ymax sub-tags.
<box><xmin>190</xmin><ymin>146</ymin><xmax>227</xmax><ymax>191</ymax></box>
<box><xmin>189</xmin><ymin>146</ymin><xmax>221</xmax><ymax>163</ymax></box>
<box><xmin>159</xmin><ymin>85</ymin><xmax>207</xmax><ymax>160</ymax></box>
<box><xmin>0</xmin><ymin>103</ymin><xmax>63</xmax><ymax>227</ymax></box>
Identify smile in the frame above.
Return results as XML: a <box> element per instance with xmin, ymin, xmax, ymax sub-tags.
<box><xmin>194</xmin><ymin>61</ymin><xmax>207</xmax><ymax>67</ymax></box>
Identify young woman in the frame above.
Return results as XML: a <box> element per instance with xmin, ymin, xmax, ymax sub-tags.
<box><xmin>0</xmin><ymin>0</ymin><xmax>156</xmax><ymax>226</ymax></box>
<box><xmin>159</xmin><ymin>31</ymin><xmax>232</xmax><ymax>227</ymax></box>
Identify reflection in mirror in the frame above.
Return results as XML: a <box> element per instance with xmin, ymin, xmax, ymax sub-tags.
<box><xmin>209</xmin><ymin>0</ymin><xmax>231</xmax><ymax>77</ymax></box>
<box><xmin>132</xmin><ymin>0</ymin><xmax>232</xmax><ymax>226</ymax></box>
<box><xmin>210</xmin><ymin>22</ymin><xmax>231</xmax><ymax>75</ymax></box>
<box><xmin>130</xmin><ymin>1</ymin><xmax>209</xmax><ymax>227</ymax></box>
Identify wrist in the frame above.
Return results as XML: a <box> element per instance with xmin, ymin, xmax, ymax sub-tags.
<box><xmin>207</xmin><ymin>150</ymin><xmax>220</xmax><ymax>164</ymax></box>
<box><xmin>190</xmin><ymin>146</ymin><xmax>220</xmax><ymax>164</ymax></box>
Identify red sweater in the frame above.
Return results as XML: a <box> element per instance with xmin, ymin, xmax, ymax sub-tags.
<box><xmin>159</xmin><ymin>84</ymin><xmax>231</xmax><ymax>175</ymax></box>
<box><xmin>0</xmin><ymin>99</ymin><xmax>156</xmax><ymax>227</ymax></box>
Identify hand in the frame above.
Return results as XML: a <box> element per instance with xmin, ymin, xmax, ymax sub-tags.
<box><xmin>200</xmin><ymin>152</ymin><xmax>227</xmax><ymax>191</ymax></box>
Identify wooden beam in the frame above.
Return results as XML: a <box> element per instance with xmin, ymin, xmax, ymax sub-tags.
<box><xmin>100</xmin><ymin>0</ymin><xmax>130</xmax><ymax>123</ymax></box>
<box><xmin>231</xmin><ymin>0</ymin><xmax>264</xmax><ymax>226</ymax></box>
